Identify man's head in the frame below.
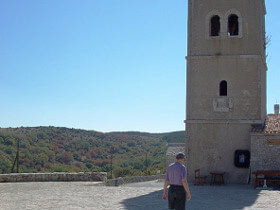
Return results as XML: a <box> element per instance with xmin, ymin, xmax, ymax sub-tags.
<box><xmin>176</xmin><ymin>152</ymin><xmax>185</xmax><ymax>161</ymax></box>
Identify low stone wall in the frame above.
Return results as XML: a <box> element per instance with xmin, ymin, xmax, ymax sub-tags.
<box><xmin>107</xmin><ymin>174</ymin><xmax>164</xmax><ymax>186</ymax></box>
<box><xmin>0</xmin><ymin>172</ymin><xmax>107</xmax><ymax>183</ymax></box>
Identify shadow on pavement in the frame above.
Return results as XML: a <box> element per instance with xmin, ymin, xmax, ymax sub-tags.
<box><xmin>121</xmin><ymin>185</ymin><xmax>261</xmax><ymax>210</ymax></box>
<box><xmin>121</xmin><ymin>190</ymin><xmax>168</xmax><ymax>210</ymax></box>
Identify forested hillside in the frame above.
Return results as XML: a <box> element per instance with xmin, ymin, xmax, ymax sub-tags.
<box><xmin>0</xmin><ymin>127</ymin><xmax>185</xmax><ymax>178</ymax></box>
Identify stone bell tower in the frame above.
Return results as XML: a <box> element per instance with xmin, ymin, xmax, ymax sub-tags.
<box><xmin>185</xmin><ymin>0</ymin><xmax>267</xmax><ymax>183</ymax></box>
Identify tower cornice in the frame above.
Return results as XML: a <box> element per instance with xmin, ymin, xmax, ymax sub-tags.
<box><xmin>185</xmin><ymin>54</ymin><xmax>268</xmax><ymax>70</ymax></box>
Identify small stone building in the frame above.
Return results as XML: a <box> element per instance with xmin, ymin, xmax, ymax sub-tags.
<box><xmin>166</xmin><ymin>143</ymin><xmax>185</xmax><ymax>167</ymax></box>
<box><xmin>251</xmin><ymin>105</ymin><xmax>280</xmax><ymax>174</ymax></box>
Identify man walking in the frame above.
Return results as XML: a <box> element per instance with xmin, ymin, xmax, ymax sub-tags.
<box><xmin>163</xmin><ymin>153</ymin><xmax>191</xmax><ymax>210</ymax></box>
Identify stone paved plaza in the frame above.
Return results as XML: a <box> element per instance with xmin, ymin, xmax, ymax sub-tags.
<box><xmin>0</xmin><ymin>180</ymin><xmax>280</xmax><ymax>210</ymax></box>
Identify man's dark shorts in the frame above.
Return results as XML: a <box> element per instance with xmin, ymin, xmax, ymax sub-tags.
<box><xmin>168</xmin><ymin>185</ymin><xmax>186</xmax><ymax>210</ymax></box>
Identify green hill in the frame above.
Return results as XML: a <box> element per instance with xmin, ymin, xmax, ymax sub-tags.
<box><xmin>0</xmin><ymin>127</ymin><xmax>185</xmax><ymax>178</ymax></box>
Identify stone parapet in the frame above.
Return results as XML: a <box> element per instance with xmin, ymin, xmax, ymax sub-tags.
<box><xmin>0</xmin><ymin>172</ymin><xmax>107</xmax><ymax>183</ymax></box>
<box><xmin>106</xmin><ymin>174</ymin><xmax>164</xmax><ymax>186</ymax></box>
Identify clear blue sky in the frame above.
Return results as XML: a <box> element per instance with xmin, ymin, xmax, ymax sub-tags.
<box><xmin>0</xmin><ymin>1</ymin><xmax>279</xmax><ymax>133</ymax></box>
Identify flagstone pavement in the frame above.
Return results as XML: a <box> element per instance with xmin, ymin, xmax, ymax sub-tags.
<box><xmin>0</xmin><ymin>180</ymin><xmax>279</xmax><ymax>209</ymax></box>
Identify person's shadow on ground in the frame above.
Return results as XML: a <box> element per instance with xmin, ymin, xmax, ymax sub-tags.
<box><xmin>121</xmin><ymin>190</ymin><xmax>168</xmax><ymax>210</ymax></box>
<box><xmin>121</xmin><ymin>185</ymin><xmax>261</xmax><ymax>210</ymax></box>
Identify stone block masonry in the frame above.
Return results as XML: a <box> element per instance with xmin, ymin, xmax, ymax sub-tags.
<box><xmin>0</xmin><ymin>172</ymin><xmax>107</xmax><ymax>183</ymax></box>
<box><xmin>106</xmin><ymin>174</ymin><xmax>164</xmax><ymax>186</ymax></box>
<box><xmin>250</xmin><ymin>134</ymin><xmax>280</xmax><ymax>173</ymax></box>
<box><xmin>166</xmin><ymin>143</ymin><xmax>185</xmax><ymax>167</ymax></box>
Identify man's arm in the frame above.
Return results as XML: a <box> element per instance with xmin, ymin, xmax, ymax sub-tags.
<box><xmin>162</xmin><ymin>180</ymin><xmax>169</xmax><ymax>200</ymax></box>
<box><xmin>182</xmin><ymin>179</ymin><xmax>191</xmax><ymax>200</ymax></box>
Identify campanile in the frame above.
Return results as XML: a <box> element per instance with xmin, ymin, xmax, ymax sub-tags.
<box><xmin>185</xmin><ymin>0</ymin><xmax>267</xmax><ymax>183</ymax></box>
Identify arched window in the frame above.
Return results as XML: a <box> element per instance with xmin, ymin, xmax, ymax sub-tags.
<box><xmin>210</xmin><ymin>15</ymin><xmax>220</xmax><ymax>37</ymax></box>
<box><xmin>228</xmin><ymin>14</ymin><xmax>239</xmax><ymax>36</ymax></box>
<box><xmin>220</xmin><ymin>80</ymin><xmax>227</xmax><ymax>96</ymax></box>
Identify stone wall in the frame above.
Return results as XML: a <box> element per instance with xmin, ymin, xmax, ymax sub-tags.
<box><xmin>106</xmin><ymin>174</ymin><xmax>164</xmax><ymax>186</ymax></box>
<box><xmin>186</xmin><ymin>123</ymin><xmax>252</xmax><ymax>184</ymax></box>
<box><xmin>0</xmin><ymin>172</ymin><xmax>107</xmax><ymax>183</ymax></box>
<box><xmin>166</xmin><ymin>143</ymin><xmax>185</xmax><ymax>167</ymax></box>
<box><xmin>251</xmin><ymin>134</ymin><xmax>280</xmax><ymax>174</ymax></box>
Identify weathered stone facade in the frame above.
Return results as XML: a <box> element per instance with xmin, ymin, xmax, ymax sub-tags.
<box><xmin>251</xmin><ymin>134</ymin><xmax>280</xmax><ymax>172</ymax></box>
<box><xmin>0</xmin><ymin>172</ymin><xmax>107</xmax><ymax>183</ymax></box>
<box><xmin>251</xmin><ymin>113</ymin><xmax>280</xmax><ymax>174</ymax></box>
<box><xmin>185</xmin><ymin>0</ymin><xmax>267</xmax><ymax>183</ymax></box>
